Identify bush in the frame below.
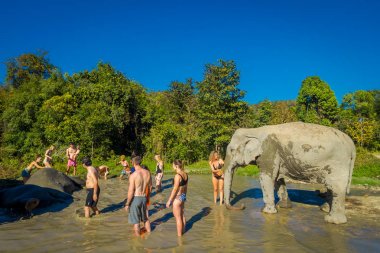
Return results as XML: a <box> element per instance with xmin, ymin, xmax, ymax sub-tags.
<box><xmin>353</xmin><ymin>148</ymin><xmax>380</xmax><ymax>178</ymax></box>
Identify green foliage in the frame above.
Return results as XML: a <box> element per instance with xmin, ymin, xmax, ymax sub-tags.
<box><xmin>269</xmin><ymin>100</ymin><xmax>297</xmax><ymax>125</ymax></box>
<box><xmin>296</xmin><ymin>76</ymin><xmax>339</xmax><ymax>125</ymax></box>
<box><xmin>339</xmin><ymin>90</ymin><xmax>379</xmax><ymax>149</ymax></box>
<box><xmin>196</xmin><ymin>59</ymin><xmax>248</xmax><ymax>152</ymax></box>
<box><xmin>1</xmin><ymin>53</ymin><xmax>379</xmax><ymax>183</ymax></box>
<box><xmin>353</xmin><ymin>148</ymin><xmax>380</xmax><ymax>178</ymax></box>
<box><xmin>5</xmin><ymin>51</ymin><xmax>55</xmax><ymax>88</ymax></box>
<box><xmin>143</xmin><ymin>80</ymin><xmax>204</xmax><ymax>163</ymax></box>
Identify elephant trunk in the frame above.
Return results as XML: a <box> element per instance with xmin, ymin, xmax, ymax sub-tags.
<box><xmin>224</xmin><ymin>152</ymin><xmax>245</xmax><ymax>210</ymax></box>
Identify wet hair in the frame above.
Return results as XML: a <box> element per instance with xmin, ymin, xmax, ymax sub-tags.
<box><xmin>120</xmin><ymin>155</ymin><xmax>126</xmax><ymax>160</ymax></box>
<box><xmin>132</xmin><ymin>156</ymin><xmax>142</xmax><ymax>165</ymax></box>
<box><xmin>69</xmin><ymin>142</ymin><xmax>74</xmax><ymax>145</ymax></box>
<box><xmin>82</xmin><ymin>157</ymin><xmax>92</xmax><ymax>166</ymax></box>
<box><xmin>173</xmin><ymin>159</ymin><xmax>184</xmax><ymax>170</ymax></box>
<box><xmin>36</xmin><ymin>154</ymin><xmax>42</xmax><ymax>160</ymax></box>
<box><xmin>209</xmin><ymin>151</ymin><xmax>219</xmax><ymax>161</ymax></box>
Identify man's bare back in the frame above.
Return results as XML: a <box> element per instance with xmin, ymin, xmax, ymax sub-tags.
<box><xmin>130</xmin><ymin>166</ymin><xmax>151</xmax><ymax>196</ymax></box>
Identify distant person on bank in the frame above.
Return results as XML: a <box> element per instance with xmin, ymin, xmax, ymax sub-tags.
<box><xmin>66</xmin><ymin>143</ymin><xmax>80</xmax><ymax>175</ymax></box>
<box><xmin>43</xmin><ymin>145</ymin><xmax>55</xmax><ymax>168</ymax></box>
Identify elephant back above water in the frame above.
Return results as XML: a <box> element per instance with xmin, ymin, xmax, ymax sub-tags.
<box><xmin>224</xmin><ymin>122</ymin><xmax>356</xmax><ymax>224</ymax></box>
<box><xmin>0</xmin><ymin>168</ymin><xmax>83</xmax><ymax>213</ymax></box>
<box><xmin>26</xmin><ymin>168</ymin><xmax>84</xmax><ymax>194</ymax></box>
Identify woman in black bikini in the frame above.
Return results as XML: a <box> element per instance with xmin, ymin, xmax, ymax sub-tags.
<box><xmin>209</xmin><ymin>151</ymin><xmax>224</xmax><ymax>205</ymax></box>
<box><xmin>166</xmin><ymin>159</ymin><xmax>188</xmax><ymax>236</ymax></box>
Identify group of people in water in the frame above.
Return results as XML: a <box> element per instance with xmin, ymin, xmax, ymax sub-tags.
<box><xmin>20</xmin><ymin>143</ymin><xmax>226</xmax><ymax>237</ymax></box>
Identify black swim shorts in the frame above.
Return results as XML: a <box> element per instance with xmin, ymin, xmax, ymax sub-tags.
<box><xmin>85</xmin><ymin>188</ymin><xmax>100</xmax><ymax>207</ymax></box>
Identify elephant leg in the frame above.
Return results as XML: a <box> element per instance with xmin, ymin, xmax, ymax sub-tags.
<box><xmin>275</xmin><ymin>178</ymin><xmax>292</xmax><ymax>208</ymax></box>
<box><xmin>324</xmin><ymin>186</ymin><xmax>347</xmax><ymax>224</ymax></box>
<box><xmin>260</xmin><ymin>172</ymin><xmax>277</xmax><ymax>214</ymax></box>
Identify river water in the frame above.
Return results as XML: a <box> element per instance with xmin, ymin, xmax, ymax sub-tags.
<box><xmin>0</xmin><ymin>175</ymin><xmax>379</xmax><ymax>253</ymax></box>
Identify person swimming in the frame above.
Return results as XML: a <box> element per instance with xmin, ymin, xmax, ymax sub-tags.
<box><xmin>166</xmin><ymin>159</ymin><xmax>188</xmax><ymax>236</ymax></box>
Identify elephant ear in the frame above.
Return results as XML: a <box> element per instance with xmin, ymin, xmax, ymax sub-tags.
<box><xmin>243</xmin><ymin>137</ymin><xmax>262</xmax><ymax>164</ymax></box>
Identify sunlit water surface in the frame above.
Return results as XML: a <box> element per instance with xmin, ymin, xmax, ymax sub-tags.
<box><xmin>1</xmin><ymin>175</ymin><xmax>379</xmax><ymax>253</ymax></box>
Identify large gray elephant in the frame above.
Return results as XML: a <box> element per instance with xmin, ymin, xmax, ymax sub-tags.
<box><xmin>224</xmin><ymin>122</ymin><xmax>356</xmax><ymax>224</ymax></box>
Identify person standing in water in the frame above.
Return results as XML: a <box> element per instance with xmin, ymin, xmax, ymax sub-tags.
<box><xmin>118</xmin><ymin>155</ymin><xmax>130</xmax><ymax>179</ymax></box>
<box><xmin>209</xmin><ymin>151</ymin><xmax>224</xmax><ymax>205</ymax></box>
<box><xmin>125</xmin><ymin>156</ymin><xmax>151</xmax><ymax>236</ymax></box>
<box><xmin>66</xmin><ymin>143</ymin><xmax>80</xmax><ymax>175</ymax></box>
<box><xmin>154</xmin><ymin>154</ymin><xmax>164</xmax><ymax>192</ymax></box>
<box><xmin>82</xmin><ymin>157</ymin><xmax>100</xmax><ymax>218</ymax></box>
<box><xmin>21</xmin><ymin>155</ymin><xmax>45</xmax><ymax>183</ymax></box>
<box><xmin>166</xmin><ymin>160</ymin><xmax>188</xmax><ymax>237</ymax></box>
<box><xmin>43</xmin><ymin>145</ymin><xmax>55</xmax><ymax>168</ymax></box>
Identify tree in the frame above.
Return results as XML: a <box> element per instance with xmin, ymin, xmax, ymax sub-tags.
<box><xmin>269</xmin><ymin>100</ymin><xmax>297</xmax><ymax>125</ymax></box>
<box><xmin>339</xmin><ymin>89</ymin><xmax>379</xmax><ymax>149</ymax></box>
<box><xmin>5</xmin><ymin>52</ymin><xmax>55</xmax><ymax>88</ymax></box>
<box><xmin>346</xmin><ymin>119</ymin><xmax>376</xmax><ymax>147</ymax></box>
<box><xmin>296</xmin><ymin>76</ymin><xmax>339</xmax><ymax>126</ymax></box>
<box><xmin>341</xmin><ymin>90</ymin><xmax>377</xmax><ymax>119</ymax></box>
<box><xmin>196</xmin><ymin>60</ymin><xmax>248</xmax><ymax>152</ymax></box>
<box><xmin>143</xmin><ymin>80</ymin><xmax>203</xmax><ymax>162</ymax></box>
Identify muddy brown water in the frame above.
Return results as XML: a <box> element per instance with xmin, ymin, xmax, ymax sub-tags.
<box><xmin>0</xmin><ymin>175</ymin><xmax>379</xmax><ymax>253</ymax></box>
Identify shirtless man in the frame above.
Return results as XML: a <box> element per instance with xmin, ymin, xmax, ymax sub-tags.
<box><xmin>124</xmin><ymin>156</ymin><xmax>151</xmax><ymax>236</ymax></box>
<box><xmin>66</xmin><ymin>143</ymin><xmax>80</xmax><ymax>175</ymax></box>
<box><xmin>82</xmin><ymin>157</ymin><xmax>100</xmax><ymax>218</ymax></box>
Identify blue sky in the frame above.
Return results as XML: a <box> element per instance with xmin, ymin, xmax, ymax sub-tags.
<box><xmin>0</xmin><ymin>0</ymin><xmax>379</xmax><ymax>104</ymax></box>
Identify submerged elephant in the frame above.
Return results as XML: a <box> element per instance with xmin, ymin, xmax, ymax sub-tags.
<box><xmin>0</xmin><ymin>168</ymin><xmax>83</xmax><ymax>213</ymax></box>
<box><xmin>224</xmin><ymin>122</ymin><xmax>356</xmax><ymax>224</ymax></box>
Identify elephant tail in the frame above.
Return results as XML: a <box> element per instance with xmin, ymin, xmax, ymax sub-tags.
<box><xmin>346</xmin><ymin>149</ymin><xmax>356</xmax><ymax>195</ymax></box>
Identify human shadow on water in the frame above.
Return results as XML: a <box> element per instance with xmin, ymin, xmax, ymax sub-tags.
<box><xmin>0</xmin><ymin>184</ymin><xmax>74</xmax><ymax>224</ymax></box>
<box><xmin>161</xmin><ymin>178</ymin><xmax>172</xmax><ymax>185</ymax></box>
<box><xmin>148</xmin><ymin>202</ymin><xmax>166</xmax><ymax>217</ymax></box>
<box><xmin>230</xmin><ymin>188</ymin><xmax>325</xmax><ymax>207</ymax></box>
<box><xmin>150</xmin><ymin>183</ymin><xmax>173</xmax><ymax>198</ymax></box>
<box><xmin>151</xmin><ymin>212</ymin><xmax>174</xmax><ymax>231</ymax></box>
<box><xmin>101</xmin><ymin>199</ymin><xmax>126</xmax><ymax>214</ymax></box>
<box><xmin>184</xmin><ymin>207</ymin><xmax>212</xmax><ymax>234</ymax></box>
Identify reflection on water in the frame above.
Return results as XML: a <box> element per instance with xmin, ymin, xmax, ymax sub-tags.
<box><xmin>0</xmin><ymin>175</ymin><xmax>379</xmax><ymax>252</ymax></box>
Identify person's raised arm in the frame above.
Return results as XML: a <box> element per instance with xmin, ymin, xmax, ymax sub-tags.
<box><xmin>45</xmin><ymin>149</ymin><xmax>50</xmax><ymax>158</ymax></box>
<box><xmin>166</xmin><ymin>175</ymin><xmax>180</xmax><ymax>208</ymax></box>
<box><xmin>209</xmin><ymin>161</ymin><xmax>216</xmax><ymax>172</ymax></box>
<box><xmin>33</xmin><ymin>161</ymin><xmax>45</xmax><ymax>169</ymax></box>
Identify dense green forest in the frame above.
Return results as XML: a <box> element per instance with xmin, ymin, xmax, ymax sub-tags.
<box><xmin>0</xmin><ymin>53</ymin><xmax>379</xmax><ymax>178</ymax></box>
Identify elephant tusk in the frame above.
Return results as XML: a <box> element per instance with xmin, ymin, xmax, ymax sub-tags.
<box><xmin>225</xmin><ymin>204</ymin><xmax>246</xmax><ymax>210</ymax></box>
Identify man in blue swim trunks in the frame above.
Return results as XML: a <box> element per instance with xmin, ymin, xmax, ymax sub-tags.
<box><xmin>124</xmin><ymin>156</ymin><xmax>151</xmax><ymax>236</ymax></box>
